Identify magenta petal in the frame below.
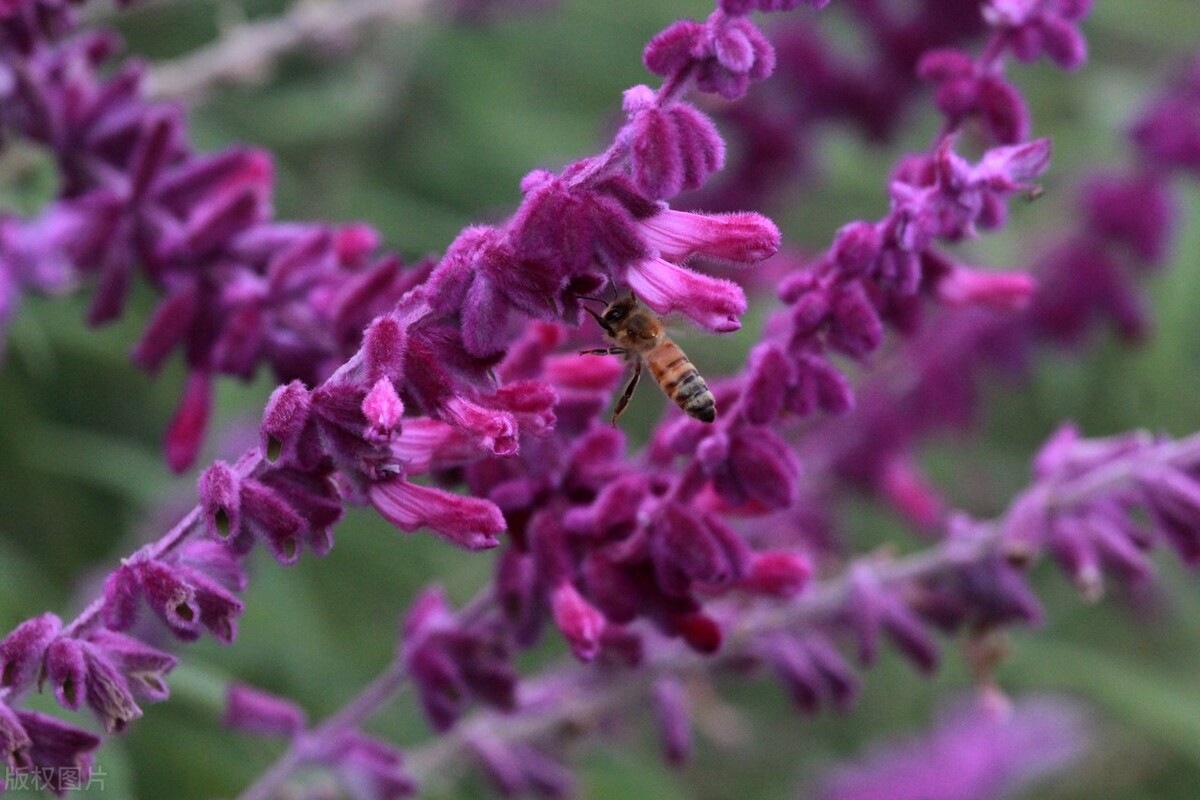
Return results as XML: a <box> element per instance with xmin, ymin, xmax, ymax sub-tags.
<box><xmin>625</xmin><ymin>257</ymin><xmax>747</xmax><ymax>332</ymax></box>
<box><xmin>369</xmin><ymin>478</ymin><xmax>505</xmax><ymax>550</ymax></box>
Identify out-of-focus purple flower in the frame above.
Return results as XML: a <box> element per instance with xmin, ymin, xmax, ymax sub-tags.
<box><xmin>402</xmin><ymin>588</ymin><xmax>517</xmax><ymax>732</ymax></box>
<box><xmin>652</xmin><ymin>678</ymin><xmax>692</xmax><ymax>765</ymax></box>
<box><xmin>844</xmin><ymin>564</ymin><xmax>940</xmax><ymax>674</ymax></box>
<box><xmin>984</xmin><ymin>0</ymin><xmax>1092</xmax><ymax>70</ymax></box>
<box><xmin>1080</xmin><ymin>174</ymin><xmax>1176</xmax><ymax>264</ymax></box>
<box><xmin>764</xmin><ymin>633</ymin><xmax>859</xmax><ymax>714</ymax></box>
<box><xmin>918</xmin><ymin>48</ymin><xmax>1030</xmax><ymax>144</ymax></box>
<box><xmin>550</xmin><ymin>582</ymin><xmax>606</xmax><ymax>662</ymax></box>
<box><xmin>813</xmin><ymin>695</ymin><xmax>1092</xmax><ymax>800</ymax></box>
<box><xmin>331</xmin><ymin>732</ymin><xmax>417</xmax><ymax>800</ymax></box>
<box><xmin>225</xmin><ymin>683</ymin><xmax>307</xmax><ymax>737</ymax></box>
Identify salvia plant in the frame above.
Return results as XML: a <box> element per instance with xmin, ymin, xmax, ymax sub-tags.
<box><xmin>0</xmin><ymin>0</ymin><xmax>1198</xmax><ymax>798</ymax></box>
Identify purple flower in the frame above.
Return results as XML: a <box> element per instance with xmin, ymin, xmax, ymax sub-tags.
<box><xmin>918</xmin><ymin>48</ymin><xmax>1030</xmax><ymax>144</ymax></box>
<box><xmin>44</xmin><ymin>637</ymin><xmax>141</xmax><ymax>733</ymax></box>
<box><xmin>402</xmin><ymin>588</ymin><xmax>516</xmax><ymax>731</ymax></box>
<box><xmin>844</xmin><ymin>564</ymin><xmax>940</xmax><ymax>673</ymax></box>
<box><xmin>11</xmin><ymin>710</ymin><xmax>101</xmax><ymax>795</ymax></box>
<box><xmin>814</xmin><ymin>696</ymin><xmax>1092</xmax><ymax>800</ymax></box>
<box><xmin>102</xmin><ymin>557</ymin><xmax>244</xmax><ymax>643</ymax></box>
<box><xmin>0</xmin><ymin>613</ymin><xmax>62</xmax><ymax>694</ymax></box>
<box><xmin>765</xmin><ymin>633</ymin><xmax>859</xmax><ymax>714</ymax></box>
<box><xmin>984</xmin><ymin>0</ymin><xmax>1091</xmax><ymax>71</ymax></box>
<box><xmin>224</xmin><ymin>683</ymin><xmax>307</xmax><ymax>737</ymax></box>
<box><xmin>369</xmin><ymin>477</ymin><xmax>506</xmax><ymax>551</ymax></box>
<box><xmin>652</xmin><ymin>678</ymin><xmax>692</xmax><ymax>765</ymax></box>
<box><xmin>622</xmin><ymin>87</ymin><xmax>725</xmax><ymax>200</ymax></box>
<box><xmin>331</xmin><ymin>733</ymin><xmax>417</xmax><ymax>800</ymax></box>
<box><xmin>550</xmin><ymin>582</ymin><xmax>606</xmax><ymax>662</ymax></box>
<box><xmin>644</xmin><ymin>13</ymin><xmax>775</xmax><ymax>100</ymax></box>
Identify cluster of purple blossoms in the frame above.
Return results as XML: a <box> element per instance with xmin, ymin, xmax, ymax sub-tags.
<box><xmin>2</xmin><ymin>0</ymin><xmax>1199</xmax><ymax>797</ymax></box>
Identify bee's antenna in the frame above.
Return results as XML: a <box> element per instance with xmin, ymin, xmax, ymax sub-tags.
<box><xmin>576</xmin><ymin>294</ymin><xmax>606</xmax><ymax>307</ymax></box>
<box><xmin>583</xmin><ymin>305</ymin><xmax>612</xmax><ymax>334</ymax></box>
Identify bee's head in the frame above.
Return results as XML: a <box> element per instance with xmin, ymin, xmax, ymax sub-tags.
<box><xmin>586</xmin><ymin>293</ymin><xmax>638</xmax><ymax>334</ymax></box>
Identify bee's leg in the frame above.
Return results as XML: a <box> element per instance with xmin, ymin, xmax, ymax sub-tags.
<box><xmin>580</xmin><ymin>347</ymin><xmax>627</xmax><ymax>356</ymax></box>
<box><xmin>611</xmin><ymin>359</ymin><xmax>642</xmax><ymax>425</ymax></box>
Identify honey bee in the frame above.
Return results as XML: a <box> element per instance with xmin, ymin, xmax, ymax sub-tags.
<box><xmin>581</xmin><ymin>293</ymin><xmax>716</xmax><ymax>425</ymax></box>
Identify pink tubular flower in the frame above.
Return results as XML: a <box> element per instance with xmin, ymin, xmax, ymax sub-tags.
<box><xmin>625</xmin><ymin>256</ymin><xmax>748</xmax><ymax>332</ymax></box>
<box><xmin>439</xmin><ymin>396</ymin><xmax>519</xmax><ymax>457</ymax></box>
<box><xmin>636</xmin><ymin>208</ymin><xmax>780</xmax><ymax>265</ymax></box>
<box><xmin>368</xmin><ymin>478</ymin><xmax>506</xmax><ymax>550</ymax></box>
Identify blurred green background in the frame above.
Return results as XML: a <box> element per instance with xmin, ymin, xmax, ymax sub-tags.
<box><xmin>2</xmin><ymin>0</ymin><xmax>1200</xmax><ymax>797</ymax></box>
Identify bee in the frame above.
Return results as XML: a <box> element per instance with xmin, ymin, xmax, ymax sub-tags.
<box><xmin>581</xmin><ymin>293</ymin><xmax>716</xmax><ymax>425</ymax></box>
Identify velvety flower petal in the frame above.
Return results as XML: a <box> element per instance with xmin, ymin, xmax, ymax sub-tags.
<box><xmin>17</xmin><ymin>711</ymin><xmax>100</xmax><ymax>794</ymax></box>
<box><xmin>637</xmin><ymin>208</ymin><xmax>780</xmax><ymax>265</ymax></box>
<box><xmin>369</xmin><ymin>478</ymin><xmax>505</xmax><ymax>550</ymax></box>
<box><xmin>625</xmin><ymin>256</ymin><xmax>747</xmax><ymax>332</ymax></box>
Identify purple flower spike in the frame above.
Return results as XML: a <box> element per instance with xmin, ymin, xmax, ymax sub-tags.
<box><xmin>0</xmin><ymin>613</ymin><xmax>61</xmax><ymax>694</ymax></box>
<box><xmin>225</xmin><ymin>683</ymin><xmax>307</xmax><ymax>737</ymax></box>
<box><xmin>625</xmin><ymin>256</ymin><xmax>747</xmax><ymax>332</ymax></box>
<box><xmin>369</xmin><ymin>478</ymin><xmax>506</xmax><ymax>550</ymax></box>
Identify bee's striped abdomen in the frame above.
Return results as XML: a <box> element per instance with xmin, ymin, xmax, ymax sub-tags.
<box><xmin>648</xmin><ymin>341</ymin><xmax>716</xmax><ymax>423</ymax></box>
